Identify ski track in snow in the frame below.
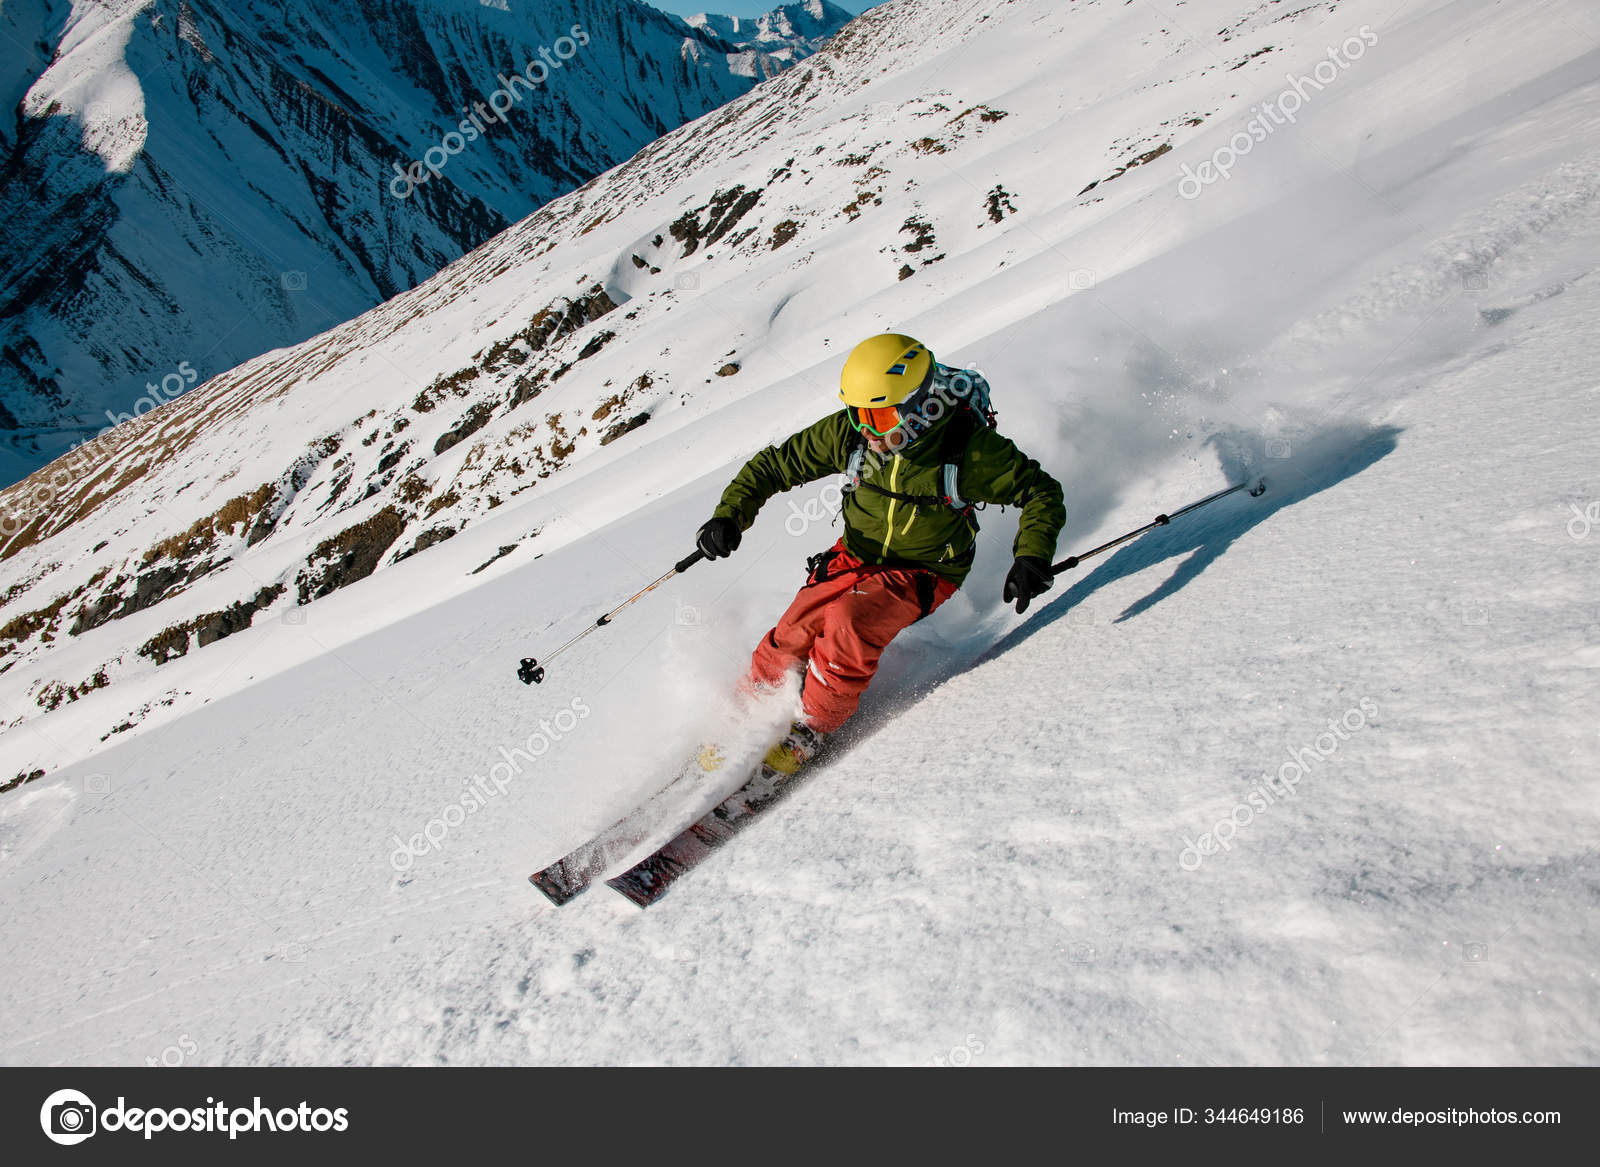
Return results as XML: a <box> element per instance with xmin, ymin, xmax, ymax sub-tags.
<box><xmin>1</xmin><ymin>0</ymin><xmax>1598</xmax><ymax>1065</ymax></box>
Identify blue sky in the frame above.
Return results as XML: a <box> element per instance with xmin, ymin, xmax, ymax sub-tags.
<box><xmin>655</xmin><ymin>1</ymin><xmax>887</xmax><ymax>19</ymax></box>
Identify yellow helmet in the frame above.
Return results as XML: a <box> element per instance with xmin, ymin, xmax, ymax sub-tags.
<box><xmin>838</xmin><ymin>333</ymin><xmax>934</xmax><ymax>408</ymax></box>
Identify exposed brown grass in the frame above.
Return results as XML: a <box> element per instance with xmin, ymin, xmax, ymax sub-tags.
<box><xmin>424</xmin><ymin>489</ymin><xmax>461</xmax><ymax>518</ymax></box>
<box><xmin>143</xmin><ymin>483</ymin><xmax>275</xmax><ymax>563</ymax></box>
<box><xmin>36</xmin><ymin>667</ymin><xmax>110</xmax><ymax>711</ymax></box>
<box><xmin>0</xmin><ymin>593</ymin><xmax>70</xmax><ymax>643</ymax></box>
<box><xmin>395</xmin><ymin>475</ymin><xmax>430</xmax><ymax>505</ymax></box>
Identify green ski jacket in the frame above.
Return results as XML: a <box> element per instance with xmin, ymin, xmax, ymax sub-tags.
<box><xmin>713</xmin><ymin>407</ymin><xmax>1066</xmax><ymax>586</ymax></box>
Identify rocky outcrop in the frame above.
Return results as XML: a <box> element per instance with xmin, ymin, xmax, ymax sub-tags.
<box><xmin>136</xmin><ymin>584</ymin><xmax>286</xmax><ymax>665</ymax></box>
<box><xmin>296</xmin><ymin>507</ymin><xmax>407</xmax><ymax>604</ymax></box>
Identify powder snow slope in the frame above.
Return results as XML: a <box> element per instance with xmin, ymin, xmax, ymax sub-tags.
<box><xmin>0</xmin><ymin>0</ymin><xmax>1598</xmax><ymax>1065</ymax></box>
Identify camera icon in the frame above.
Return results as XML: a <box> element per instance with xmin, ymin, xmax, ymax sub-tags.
<box><xmin>1067</xmin><ymin>941</ymin><xmax>1095</xmax><ymax>964</ymax></box>
<box><xmin>675</xmin><ymin>272</ymin><xmax>700</xmax><ymax>291</ymax></box>
<box><xmin>1462</xmin><ymin>942</ymin><xmax>1488</xmax><ymax>962</ymax></box>
<box><xmin>1068</xmin><ymin>268</ymin><xmax>1097</xmax><ymax>291</ymax></box>
<box><xmin>1067</xmin><ymin>605</ymin><xmax>1094</xmax><ymax>627</ymax></box>
<box><xmin>1462</xmin><ymin>606</ymin><xmax>1489</xmax><ymax>626</ymax></box>
<box><xmin>674</xmin><ymin>601</ymin><xmax>702</xmax><ymax>627</ymax></box>
<box><xmin>83</xmin><ymin>101</ymin><xmax>110</xmax><ymax>123</ymax></box>
<box><xmin>41</xmin><ymin>1089</ymin><xmax>97</xmax><ymax>1145</ymax></box>
<box><xmin>83</xmin><ymin>774</ymin><xmax>110</xmax><ymax>794</ymax></box>
<box><xmin>281</xmin><ymin>942</ymin><xmax>308</xmax><ymax>963</ymax></box>
<box><xmin>52</xmin><ymin>1101</ymin><xmax>94</xmax><ymax>1136</ymax></box>
<box><xmin>1462</xmin><ymin>272</ymin><xmax>1487</xmax><ymax>290</ymax></box>
<box><xmin>281</xmin><ymin>607</ymin><xmax>306</xmax><ymax>626</ymax></box>
<box><xmin>281</xmin><ymin>270</ymin><xmax>307</xmax><ymax>292</ymax></box>
<box><xmin>1265</xmin><ymin>438</ymin><xmax>1292</xmax><ymax>459</ymax></box>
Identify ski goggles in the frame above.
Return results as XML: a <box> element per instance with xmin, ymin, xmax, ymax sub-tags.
<box><xmin>847</xmin><ymin>404</ymin><xmax>907</xmax><ymax>436</ymax></box>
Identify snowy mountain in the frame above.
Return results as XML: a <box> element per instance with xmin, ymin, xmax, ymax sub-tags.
<box><xmin>684</xmin><ymin>0</ymin><xmax>854</xmax><ymax>67</ymax></box>
<box><xmin>1</xmin><ymin>0</ymin><xmax>1598</xmax><ymax>1065</ymax></box>
<box><xmin>0</xmin><ymin>0</ymin><xmax>850</xmax><ymax>485</ymax></box>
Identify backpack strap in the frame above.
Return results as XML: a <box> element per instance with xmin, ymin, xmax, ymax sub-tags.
<box><xmin>937</xmin><ymin>408</ymin><xmax>980</xmax><ymax>527</ymax></box>
<box><xmin>941</xmin><ymin>463</ymin><xmax>965</xmax><ymax>510</ymax></box>
<box><xmin>842</xmin><ymin>406</ymin><xmax>982</xmax><ymax>521</ymax></box>
<box><xmin>843</xmin><ymin>435</ymin><xmax>866</xmax><ymax>491</ymax></box>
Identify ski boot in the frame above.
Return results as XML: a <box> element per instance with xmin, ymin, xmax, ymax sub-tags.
<box><xmin>761</xmin><ymin>720</ymin><xmax>824</xmax><ymax>777</ymax></box>
<box><xmin>736</xmin><ymin>721</ymin><xmax>824</xmax><ymax>814</ymax></box>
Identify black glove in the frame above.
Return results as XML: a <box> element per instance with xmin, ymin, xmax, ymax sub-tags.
<box><xmin>1003</xmin><ymin>555</ymin><xmax>1054</xmax><ymax>614</ymax></box>
<box><xmin>696</xmin><ymin>516</ymin><xmax>742</xmax><ymax>559</ymax></box>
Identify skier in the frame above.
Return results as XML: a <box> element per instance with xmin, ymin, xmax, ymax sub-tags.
<box><xmin>694</xmin><ymin>333</ymin><xmax>1066</xmax><ymax>774</ymax></box>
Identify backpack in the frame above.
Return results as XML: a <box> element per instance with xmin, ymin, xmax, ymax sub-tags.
<box><xmin>841</xmin><ymin>365</ymin><xmax>996</xmax><ymax>529</ymax></box>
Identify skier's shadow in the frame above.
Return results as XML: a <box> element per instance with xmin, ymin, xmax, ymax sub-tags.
<box><xmin>817</xmin><ymin>421</ymin><xmax>1399</xmax><ymax>751</ymax></box>
<box><xmin>971</xmin><ymin>421</ymin><xmax>1402</xmax><ymax>668</ymax></box>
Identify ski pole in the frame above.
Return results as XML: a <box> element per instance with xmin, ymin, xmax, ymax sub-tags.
<box><xmin>1051</xmin><ymin>477</ymin><xmax>1267</xmax><ymax>576</ymax></box>
<box><xmin>518</xmin><ymin>548</ymin><xmax>706</xmax><ymax>684</ymax></box>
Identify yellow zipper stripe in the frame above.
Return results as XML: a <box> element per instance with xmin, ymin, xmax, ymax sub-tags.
<box><xmin>880</xmin><ymin>456</ymin><xmax>901</xmax><ymax>557</ymax></box>
<box><xmin>900</xmin><ymin>504</ymin><xmax>918</xmax><ymax>536</ymax></box>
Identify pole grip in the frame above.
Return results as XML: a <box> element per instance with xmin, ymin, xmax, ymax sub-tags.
<box><xmin>674</xmin><ymin>548</ymin><xmax>707</xmax><ymax>574</ymax></box>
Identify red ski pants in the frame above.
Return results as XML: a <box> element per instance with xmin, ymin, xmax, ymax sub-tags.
<box><xmin>749</xmin><ymin>540</ymin><xmax>958</xmax><ymax>734</ymax></box>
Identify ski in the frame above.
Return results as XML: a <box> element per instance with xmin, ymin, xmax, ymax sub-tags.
<box><xmin>528</xmin><ymin>746</ymin><xmax>729</xmax><ymax>905</ymax></box>
<box><xmin>605</xmin><ymin>757</ymin><xmax>807</xmax><ymax>908</ymax></box>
